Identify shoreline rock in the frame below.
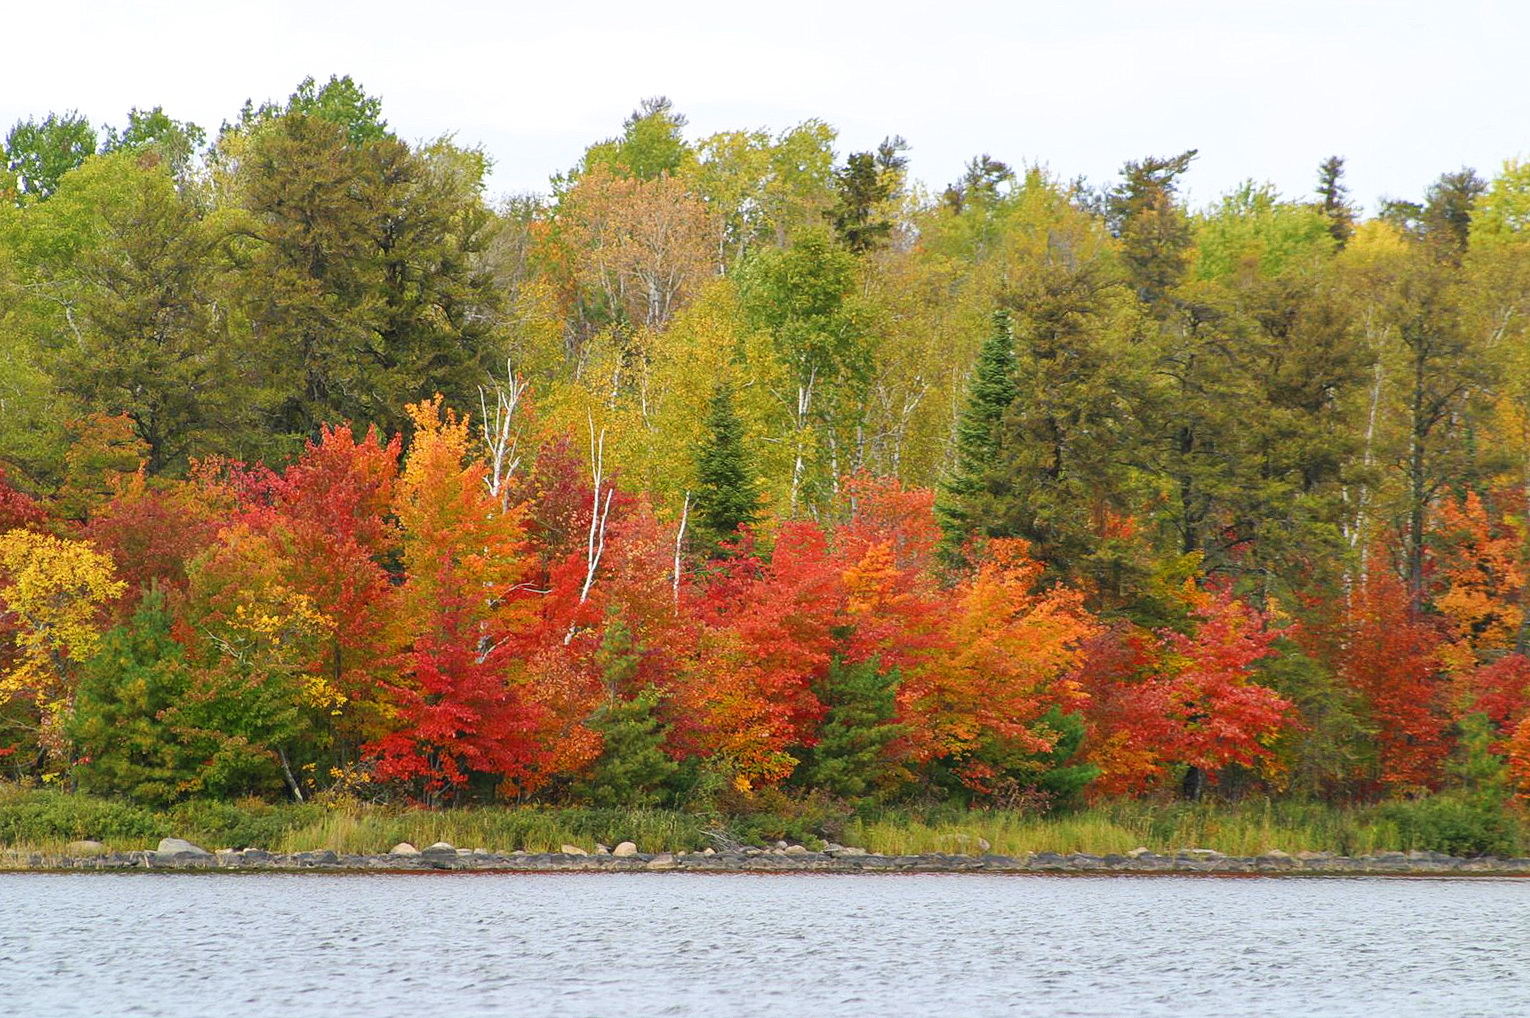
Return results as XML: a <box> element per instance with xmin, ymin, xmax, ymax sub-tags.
<box><xmin>5</xmin><ymin>847</ymin><xmax>1530</xmax><ymax>877</ymax></box>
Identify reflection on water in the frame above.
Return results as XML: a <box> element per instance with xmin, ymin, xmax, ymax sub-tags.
<box><xmin>2</xmin><ymin>872</ymin><xmax>1525</xmax><ymax>1017</ymax></box>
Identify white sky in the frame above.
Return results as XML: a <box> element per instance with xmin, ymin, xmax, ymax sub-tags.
<box><xmin>4</xmin><ymin>0</ymin><xmax>1526</xmax><ymax>212</ymax></box>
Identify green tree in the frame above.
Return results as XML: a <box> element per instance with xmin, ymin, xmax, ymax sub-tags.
<box><xmin>571</xmin><ymin>690</ymin><xmax>679</xmax><ymax>807</ymax></box>
<box><xmin>223</xmin><ymin>113</ymin><xmax>500</xmax><ymax>451</ymax></box>
<box><xmin>579</xmin><ymin>96</ymin><xmax>692</xmax><ymax>182</ymax></box>
<box><xmin>1109</xmin><ymin>150</ymin><xmax>1197</xmax><ymax>308</ymax></box>
<box><xmin>69</xmin><ymin>588</ymin><xmax>196</xmax><ymax>805</ymax></box>
<box><xmin>571</xmin><ymin>620</ymin><xmax>679</xmax><ymax>807</ymax></box>
<box><xmin>798</xmin><ymin>657</ymin><xmax>905</xmax><ymax>800</ymax></box>
<box><xmin>942</xmin><ymin>154</ymin><xmax>1014</xmax><ymax>214</ymax></box>
<box><xmin>4</xmin><ymin>112</ymin><xmax>96</xmax><ymax>202</ymax></box>
<box><xmin>32</xmin><ymin>151</ymin><xmax>233</xmax><ymax>473</ymax></box>
<box><xmin>1315</xmin><ymin>156</ymin><xmax>1356</xmax><ymax>250</ymax></box>
<box><xmin>692</xmin><ymin>380</ymin><xmax>761</xmax><ymax>552</ymax></box>
<box><xmin>825</xmin><ymin>138</ymin><xmax>906</xmax><ymax>254</ymax></box>
<box><xmin>101</xmin><ymin>107</ymin><xmax>206</xmax><ymax>181</ymax></box>
<box><xmin>739</xmin><ymin>229</ymin><xmax>869</xmax><ymax>513</ymax></box>
<box><xmin>936</xmin><ymin>310</ymin><xmax>1017</xmax><ymax>545</ymax></box>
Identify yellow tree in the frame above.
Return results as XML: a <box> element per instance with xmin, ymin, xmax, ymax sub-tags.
<box><xmin>0</xmin><ymin>530</ymin><xmax>125</xmax><ymax>760</ymax></box>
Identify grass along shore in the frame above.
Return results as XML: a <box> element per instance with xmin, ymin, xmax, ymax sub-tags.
<box><xmin>1</xmin><ymin>786</ymin><xmax>1524</xmax><ymax>860</ymax></box>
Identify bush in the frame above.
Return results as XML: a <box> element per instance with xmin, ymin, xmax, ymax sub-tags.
<box><xmin>163</xmin><ymin>798</ymin><xmax>325</xmax><ymax>850</ymax></box>
<box><xmin>0</xmin><ymin>788</ymin><xmax>160</xmax><ymax>845</ymax></box>
<box><xmin>1381</xmin><ymin>795</ymin><xmax>1523</xmax><ymax>857</ymax></box>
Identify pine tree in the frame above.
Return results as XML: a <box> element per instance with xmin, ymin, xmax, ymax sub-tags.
<box><xmin>693</xmin><ymin>381</ymin><xmax>761</xmax><ymax>552</ymax></box>
<box><xmin>1315</xmin><ymin>156</ymin><xmax>1355</xmax><ymax>250</ymax></box>
<box><xmin>1108</xmin><ymin>150</ymin><xmax>1196</xmax><ymax>308</ymax></box>
<box><xmin>936</xmin><ymin>310</ymin><xmax>1017</xmax><ymax>544</ymax></box>
<box><xmin>799</xmin><ymin>658</ymin><xmax>905</xmax><ymax>800</ymax></box>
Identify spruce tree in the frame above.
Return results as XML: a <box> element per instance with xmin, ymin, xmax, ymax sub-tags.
<box><xmin>693</xmin><ymin>380</ymin><xmax>761</xmax><ymax>552</ymax></box>
<box><xmin>936</xmin><ymin>310</ymin><xmax>1018</xmax><ymax>545</ymax></box>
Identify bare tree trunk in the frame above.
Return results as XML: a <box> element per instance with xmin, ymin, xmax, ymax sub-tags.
<box><xmin>276</xmin><ymin>746</ymin><xmax>305</xmax><ymax>803</ymax></box>
<box><xmin>479</xmin><ymin>360</ymin><xmax>527</xmax><ymax>514</ymax></box>
<box><xmin>673</xmin><ymin>491</ymin><xmax>690</xmax><ymax>605</ymax></box>
<box><xmin>567</xmin><ymin>415</ymin><xmax>614</xmax><ymax>645</ymax></box>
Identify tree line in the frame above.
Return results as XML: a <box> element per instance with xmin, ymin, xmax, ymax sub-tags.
<box><xmin>3</xmin><ymin>77</ymin><xmax>1530</xmax><ymax>811</ymax></box>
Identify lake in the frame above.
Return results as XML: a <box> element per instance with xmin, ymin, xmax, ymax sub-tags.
<box><xmin>2</xmin><ymin>872</ymin><xmax>1525</xmax><ymax>1016</ymax></box>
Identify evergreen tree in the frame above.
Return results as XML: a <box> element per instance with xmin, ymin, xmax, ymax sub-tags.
<box><xmin>825</xmin><ymin>141</ymin><xmax>904</xmax><ymax>254</ymax></box>
<box><xmin>1315</xmin><ymin>156</ymin><xmax>1355</xmax><ymax>250</ymax></box>
<box><xmin>692</xmin><ymin>380</ymin><xmax>761</xmax><ymax>552</ymax></box>
<box><xmin>936</xmin><ymin>310</ymin><xmax>1017</xmax><ymax>544</ymax></box>
<box><xmin>571</xmin><ymin>621</ymin><xmax>679</xmax><ymax>807</ymax></box>
<box><xmin>572</xmin><ymin>690</ymin><xmax>680</xmax><ymax>808</ymax></box>
<box><xmin>68</xmin><ymin>587</ymin><xmax>196</xmax><ymax>806</ymax></box>
<box><xmin>799</xmin><ymin>658</ymin><xmax>905</xmax><ymax>800</ymax></box>
<box><xmin>1108</xmin><ymin>150</ymin><xmax>1197</xmax><ymax>308</ymax></box>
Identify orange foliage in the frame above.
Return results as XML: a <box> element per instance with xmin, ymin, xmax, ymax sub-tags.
<box><xmin>899</xmin><ymin>539</ymin><xmax>1096</xmax><ymax>788</ymax></box>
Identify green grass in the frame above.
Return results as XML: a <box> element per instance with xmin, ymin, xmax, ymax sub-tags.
<box><xmin>0</xmin><ymin>784</ymin><xmax>1521</xmax><ymax>858</ymax></box>
<box><xmin>846</xmin><ymin>799</ymin><xmax>1410</xmax><ymax>857</ymax></box>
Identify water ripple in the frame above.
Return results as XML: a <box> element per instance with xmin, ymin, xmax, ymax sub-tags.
<box><xmin>1</xmin><ymin>872</ymin><xmax>1526</xmax><ymax>1017</ymax></box>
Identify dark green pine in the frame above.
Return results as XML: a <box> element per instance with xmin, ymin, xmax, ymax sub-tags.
<box><xmin>936</xmin><ymin>310</ymin><xmax>1018</xmax><ymax>543</ymax></box>
<box><xmin>693</xmin><ymin>380</ymin><xmax>761</xmax><ymax>552</ymax></box>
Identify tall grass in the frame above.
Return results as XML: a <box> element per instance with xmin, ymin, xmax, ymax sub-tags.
<box><xmin>0</xmin><ymin>785</ymin><xmax>1520</xmax><ymax>858</ymax></box>
<box><xmin>273</xmin><ymin>807</ymin><xmax>711</xmax><ymax>854</ymax></box>
<box><xmin>846</xmin><ymin>799</ymin><xmax>1411</xmax><ymax>857</ymax></box>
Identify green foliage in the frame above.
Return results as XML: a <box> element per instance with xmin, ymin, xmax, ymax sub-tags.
<box><xmin>580</xmin><ymin>96</ymin><xmax>691</xmax><ymax>182</ymax></box>
<box><xmin>1315</xmin><ymin>156</ymin><xmax>1355</xmax><ymax>249</ymax></box>
<box><xmin>1380</xmin><ymin>794</ymin><xmax>1521</xmax><ymax>857</ymax></box>
<box><xmin>286</xmin><ymin>75</ymin><xmax>390</xmax><ymax>145</ymax></box>
<box><xmin>1194</xmin><ymin>182</ymin><xmax>1335</xmax><ymax>280</ymax></box>
<box><xmin>101</xmin><ymin>107</ymin><xmax>206</xmax><ymax>179</ymax></box>
<box><xmin>825</xmin><ymin>143</ymin><xmax>903</xmax><ymax>253</ymax></box>
<box><xmin>236</xmin><ymin>74</ymin><xmax>390</xmax><ymax>147</ymax></box>
<box><xmin>69</xmin><ymin>589</ymin><xmax>197</xmax><ymax>806</ymax></box>
<box><xmin>798</xmin><ymin>658</ymin><xmax>905</xmax><ymax>800</ymax></box>
<box><xmin>0</xmin><ymin>787</ymin><xmax>159</xmax><ymax>844</ymax></box>
<box><xmin>801</xmin><ymin>658</ymin><xmax>905</xmax><ymax>802</ymax></box>
<box><xmin>30</xmin><ymin>151</ymin><xmax>233</xmax><ymax>473</ymax></box>
<box><xmin>936</xmin><ymin>309</ymin><xmax>1017</xmax><ymax>545</ymax></box>
<box><xmin>1109</xmin><ymin>149</ymin><xmax>1197</xmax><ymax>306</ymax></box>
<box><xmin>162</xmin><ymin>798</ymin><xmax>324</xmax><ymax>850</ymax></box>
<box><xmin>692</xmin><ymin>381</ymin><xmax>761</xmax><ymax>551</ymax></box>
<box><xmin>4</xmin><ymin>111</ymin><xmax>96</xmax><ymax>201</ymax></box>
<box><xmin>571</xmin><ymin>689</ymin><xmax>680</xmax><ymax>808</ymax></box>
<box><xmin>1029</xmin><ymin>708</ymin><xmax>1101</xmax><ymax>808</ymax></box>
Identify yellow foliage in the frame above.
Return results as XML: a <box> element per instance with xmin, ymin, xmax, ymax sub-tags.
<box><xmin>0</xmin><ymin>529</ymin><xmax>126</xmax><ymax>741</ymax></box>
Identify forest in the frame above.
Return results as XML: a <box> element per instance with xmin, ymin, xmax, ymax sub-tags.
<box><xmin>3</xmin><ymin>76</ymin><xmax>1530</xmax><ymax>833</ymax></box>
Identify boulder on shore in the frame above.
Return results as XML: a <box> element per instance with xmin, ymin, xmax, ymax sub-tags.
<box><xmin>613</xmin><ymin>841</ymin><xmax>638</xmax><ymax>857</ymax></box>
<box><xmin>390</xmin><ymin>843</ymin><xmax>420</xmax><ymax>856</ymax></box>
<box><xmin>560</xmin><ymin>844</ymin><xmax>588</xmax><ymax>856</ymax></box>
<box><xmin>156</xmin><ymin>838</ymin><xmax>210</xmax><ymax>857</ymax></box>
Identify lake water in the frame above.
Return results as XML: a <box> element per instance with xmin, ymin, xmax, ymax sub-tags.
<box><xmin>1</xmin><ymin>872</ymin><xmax>1525</xmax><ymax>1017</ymax></box>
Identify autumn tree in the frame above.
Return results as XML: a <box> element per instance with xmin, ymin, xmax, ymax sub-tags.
<box><xmin>0</xmin><ymin>530</ymin><xmax>125</xmax><ymax>764</ymax></box>
<box><xmin>370</xmin><ymin>397</ymin><xmax>544</xmax><ymax>798</ymax></box>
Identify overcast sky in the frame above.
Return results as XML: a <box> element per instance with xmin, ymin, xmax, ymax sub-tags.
<box><xmin>5</xmin><ymin>0</ymin><xmax>1526</xmax><ymax>212</ymax></box>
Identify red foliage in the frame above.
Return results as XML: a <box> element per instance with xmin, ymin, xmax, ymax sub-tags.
<box><xmin>1340</xmin><ymin>571</ymin><xmax>1450</xmax><ymax>792</ymax></box>
<box><xmin>367</xmin><ymin>398</ymin><xmax>545</xmax><ymax>793</ymax></box>
<box><xmin>1081</xmin><ymin>586</ymin><xmax>1290</xmax><ymax>794</ymax></box>
<box><xmin>0</xmin><ymin>466</ymin><xmax>49</xmax><ymax>534</ymax></box>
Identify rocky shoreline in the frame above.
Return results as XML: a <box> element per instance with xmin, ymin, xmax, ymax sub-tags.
<box><xmin>7</xmin><ymin>838</ymin><xmax>1530</xmax><ymax>876</ymax></box>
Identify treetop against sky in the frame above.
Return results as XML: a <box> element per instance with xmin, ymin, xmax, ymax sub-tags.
<box><xmin>1</xmin><ymin>0</ymin><xmax>1525</xmax><ymax>210</ymax></box>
